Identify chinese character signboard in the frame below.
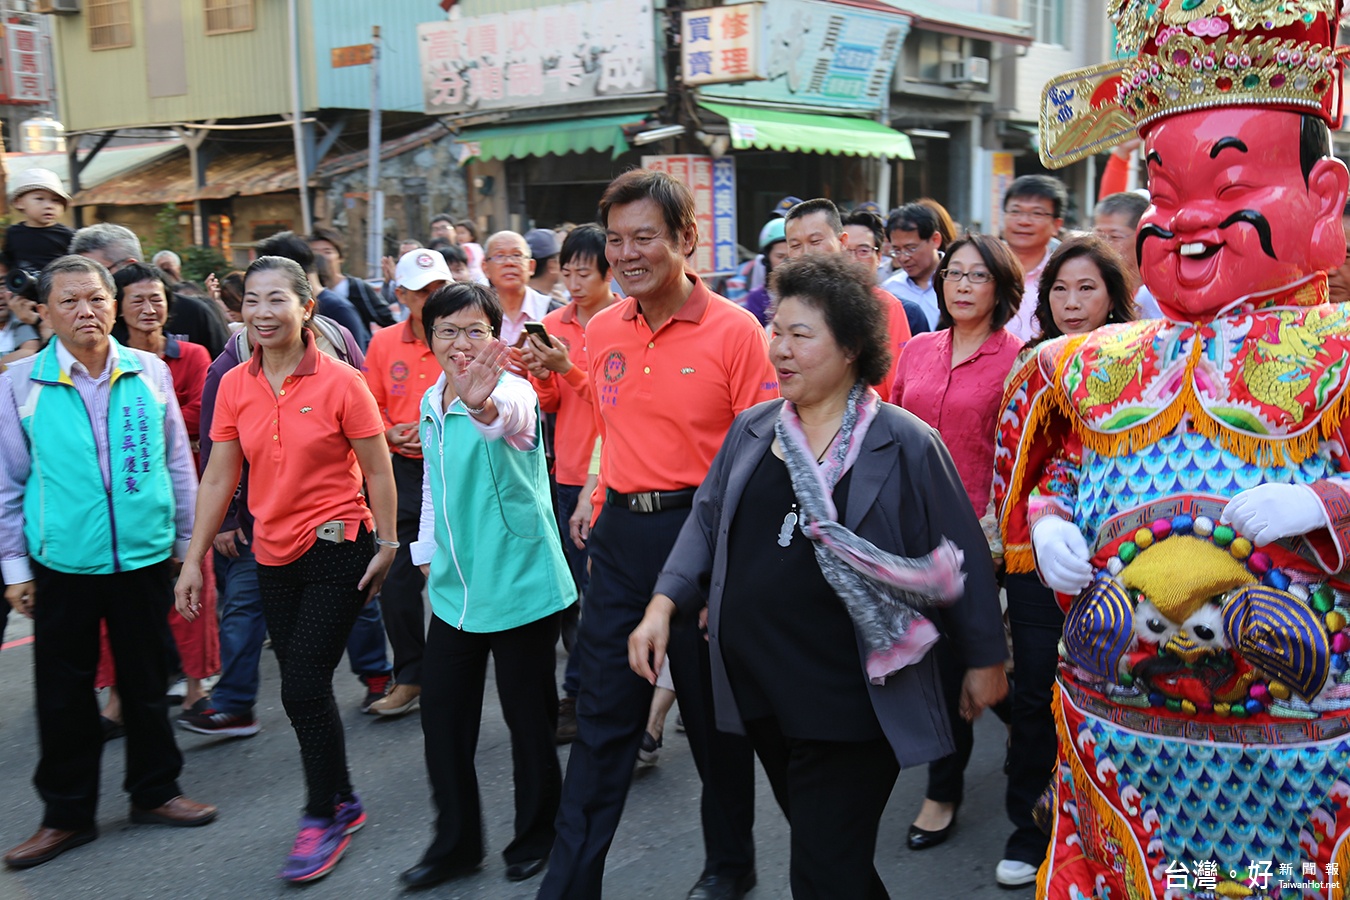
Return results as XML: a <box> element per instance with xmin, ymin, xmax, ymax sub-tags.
<box><xmin>681</xmin><ymin>4</ymin><xmax>763</xmax><ymax>86</ymax></box>
<box><xmin>419</xmin><ymin>0</ymin><xmax>657</xmax><ymax>115</ymax></box>
<box><xmin>4</xmin><ymin>25</ymin><xmax>48</xmax><ymax>104</ymax></box>
<box><xmin>696</xmin><ymin>0</ymin><xmax>909</xmax><ymax>112</ymax></box>
<box><xmin>642</xmin><ymin>154</ymin><xmax>738</xmax><ymax>278</ymax></box>
<box><xmin>989</xmin><ymin>152</ymin><xmax>1014</xmax><ymax>239</ymax></box>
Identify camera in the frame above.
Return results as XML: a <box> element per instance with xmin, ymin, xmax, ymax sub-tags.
<box><xmin>6</xmin><ymin>267</ymin><xmax>39</xmax><ymax>303</ymax></box>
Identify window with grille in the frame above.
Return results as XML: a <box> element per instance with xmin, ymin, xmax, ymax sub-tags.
<box><xmin>205</xmin><ymin>0</ymin><xmax>254</xmax><ymax>35</ymax></box>
<box><xmin>87</xmin><ymin>0</ymin><xmax>132</xmax><ymax>50</ymax></box>
<box><xmin>1024</xmin><ymin>0</ymin><xmax>1064</xmax><ymax>45</ymax></box>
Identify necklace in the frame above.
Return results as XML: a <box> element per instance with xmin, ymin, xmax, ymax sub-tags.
<box><xmin>778</xmin><ymin>432</ymin><xmax>839</xmax><ymax>547</ymax></box>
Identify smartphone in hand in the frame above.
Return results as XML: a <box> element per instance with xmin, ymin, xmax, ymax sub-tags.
<box><xmin>523</xmin><ymin>321</ymin><xmax>550</xmax><ymax>345</ymax></box>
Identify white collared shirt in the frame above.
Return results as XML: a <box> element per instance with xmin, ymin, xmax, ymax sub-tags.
<box><xmin>499</xmin><ymin>288</ymin><xmax>553</xmax><ymax>346</ymax></box>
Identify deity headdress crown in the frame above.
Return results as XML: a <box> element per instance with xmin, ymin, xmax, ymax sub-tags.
<box><xmin>1038</xmin><ymin>0</ymin><xmax>1343</xmax><ymax>168</ymax></box>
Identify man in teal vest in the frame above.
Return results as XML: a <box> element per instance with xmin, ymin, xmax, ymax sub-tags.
<box><xmin>0</xmin><ymin>255</ymin><xmax>218</xmax><ymax>870</ymax></box>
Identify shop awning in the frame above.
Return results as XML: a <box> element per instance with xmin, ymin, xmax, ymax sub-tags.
<box><xmin>453</xmin><ymin>114</ymin><xmax>642</xmax><ymax>163</ymax></box>
<box><xmin>699</xmin><ymin>102</ymin><xmax>914</xmax><ymax>160</ymax></box>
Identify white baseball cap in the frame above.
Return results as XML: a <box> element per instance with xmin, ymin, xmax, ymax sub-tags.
<box><xmin>8</xmin><ymin>167</ymin><xmax>70</xmax><ymax>204</ymax></box>
<box><xmin>395</xmin><ymin>248</ymin><xmax>452</xmax><ymax>291</ymax></box>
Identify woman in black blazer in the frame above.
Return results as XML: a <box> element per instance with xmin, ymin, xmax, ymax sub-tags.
<box><xmin>629</xmin><ymin>254</ymin><xmax>1008</xmax><ymax>899</ymax></box>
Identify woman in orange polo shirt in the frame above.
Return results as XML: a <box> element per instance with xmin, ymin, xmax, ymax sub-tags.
<box><xmin>174</xmin><ymin>256</ymin><xmax>398</xmax><ymax>884</ymax></box>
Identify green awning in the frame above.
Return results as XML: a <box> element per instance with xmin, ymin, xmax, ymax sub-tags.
<box><xmin>699</xmin><ymin>101</ymin><xmax>914</xmax><ymax>160</ymax></box>
<box><xmin>454</xmin><ymin>114</ymin><xmax>639</xmax><ymax>163</ymax></box>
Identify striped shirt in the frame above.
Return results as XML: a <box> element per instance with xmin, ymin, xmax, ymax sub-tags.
<box><xmin>0</xmin><ymin>337</ymin><xmax>197</xmax><ymax>583</ymax></box>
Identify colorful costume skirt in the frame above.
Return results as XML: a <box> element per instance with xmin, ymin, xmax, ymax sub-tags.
<box><xmin>1041</xmin><ymin>681</ymin><xmax>1350</xmax><ymax>900</ymax></box>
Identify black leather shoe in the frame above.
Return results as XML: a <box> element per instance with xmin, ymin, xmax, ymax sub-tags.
<box><xmin>505</xmin><ymin>858</ymin><xmax>546</xmax><ymax>882</ymax></box>
<box><xmin>399</xmin><ymin>858</ymin><xmax>481</xmax><ymax>890</ymax></box>
<box><xmin>907</xmin><ymin>815</ymin><xmax>957</xmax><ymax>851</ymax></box>
<box><xmin>686</xmin><ymin>870</ymin><xmax>757</xmax><ymax>900</ymax></box>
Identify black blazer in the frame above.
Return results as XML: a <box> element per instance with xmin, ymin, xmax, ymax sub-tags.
<box><xmin>654</xmin><ymin>398</ymin><xmax>1007</xmax><ymax>767</ymax></box>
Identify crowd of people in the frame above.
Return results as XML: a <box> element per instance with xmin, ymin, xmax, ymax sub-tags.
<box><xmin>0</xmin><ymin>142</ymin><xmax>1330</xmax><ymax>900</ymax></box>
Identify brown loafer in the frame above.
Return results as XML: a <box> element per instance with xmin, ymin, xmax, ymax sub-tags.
<box><xmin>4</xmin><ymin>826</ymin><xmax>97</xmax><ymax>869</ymax></box>
<box><xmin>130</xmin><ymin>795</ymin><xmax>218</xmax><ymax>827</ymax></box>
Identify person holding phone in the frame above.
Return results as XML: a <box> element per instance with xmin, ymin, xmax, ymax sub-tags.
<box><xmin>174</xmin><ymin>255</ymin><xmax>397</xmax><ymax>884</ymax></box>
<box><xmin>520</xmin><ymin>224</ymin><xmax>620</xmax><ymax>744</ymax></box>
<box><xmin>400</xmin><ymin>282</ymin><xmax>572</xmax><ymax>889</ymax></box>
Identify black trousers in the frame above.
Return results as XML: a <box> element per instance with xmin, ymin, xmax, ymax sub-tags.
<box><xmin>32</xmin><ymin>559</ymin><xmax>183</xmax><ymax>831</ymax></box>
<box><xmin>538</xmin><ymin>505</ymin><xmax>755</xmax><ymax>900</ymax></box>
<box><xmin>744</xmin><ymin>717</ymin><xmax>898</xmax><ymax>900</ymax></box>
<box><xmin>1003</xmin><ymin>572</ymin><xmax>1062</xmax><ymax>865</ymax></box>
<box><xmin>257</xmin><ymin>529</ymin><xmax>372</xmax><ymax>819</ymax></box>
<box><xmin>419</xmin><ymin>612</ymin><xmax>562</xmax><ymax>867</ymax></box>
<box><xmin>923</xmin><ymin>633</ymin><xmax>974</xmax><ymax>805</ymax></box>
<box><xmin>381</xmin><ymin>454</ymin><xmax>428</xmax><ymax>686</ymax></box>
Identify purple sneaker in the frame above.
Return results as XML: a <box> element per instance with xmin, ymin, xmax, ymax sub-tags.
<box><xmin>333</xmin><ymin>794</ymin><xmax>366</xmax><ymax>835</ymax></box>
<box><xmin>279</xmin><ymin>816</ymin><xmax>350</xmax><ymax>883</ymax></box>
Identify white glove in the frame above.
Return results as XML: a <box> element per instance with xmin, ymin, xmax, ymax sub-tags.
<box><xmin>1031</xmin><ymin>515</ymin><xmax>1093</xmax><ymax>595</ymax></box>
<box><xmin>1220</xmin><ymin>483</ymin><xmax>1326</xmax><ymax>546</ymax></box>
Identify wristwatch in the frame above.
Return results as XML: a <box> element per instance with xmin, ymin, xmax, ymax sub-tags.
<box><xmin>462</xmin><ymin>400</ymin><xmax>488</xmax><ymax>415</ymax></box>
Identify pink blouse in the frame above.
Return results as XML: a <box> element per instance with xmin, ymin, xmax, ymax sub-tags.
<box><xmin>889</xmin><ymin>328</ymin><xmax>1024</xmax><ymax>514</ymax></box>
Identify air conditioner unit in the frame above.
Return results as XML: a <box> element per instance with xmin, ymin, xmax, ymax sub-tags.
<box><xmin>37</xmin><ymin>0</ymin><xmax>79</xmax><ymax>13</ymax></box>
<box><xmin>939</xmin><ymin>57</ymin><xmax>990</xmax><ymax>86</ymax></box>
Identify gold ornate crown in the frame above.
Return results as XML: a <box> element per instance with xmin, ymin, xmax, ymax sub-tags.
<box><xmin>1038</xmin><ymin>0</ymin><xmax>1343</xmax><ymax>168</ymax></box>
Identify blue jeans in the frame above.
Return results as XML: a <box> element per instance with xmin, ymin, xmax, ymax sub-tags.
<box><xmin>209</xmin><ymin>535</ymin><xmax>391</xmax><ymax>716</ymax></box>
<box><xmin>211</xmin><ymin>541</ymin><xmax>265</xmax><ymax>716</ymax></box>
<box><xmin>349</xmin><ymin>599</ymin><xmax>393</xmax><ymax>680</ymax></box>
<box><xmin>555</xmin><ymin>483</ymin><xmax>588</xmax><ymax>698</ymax></box>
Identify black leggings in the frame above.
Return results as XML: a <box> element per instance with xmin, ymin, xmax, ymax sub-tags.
<box><xmin>258</xmin><ymin>527</ymin><xmax>373</xmax><ymax>819</ymax></box>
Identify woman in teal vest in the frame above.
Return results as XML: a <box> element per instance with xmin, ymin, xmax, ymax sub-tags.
<box><xmin>401</xmin><ymin>282</ymin><xmax>572</xmax><ymax>890</ymax></box>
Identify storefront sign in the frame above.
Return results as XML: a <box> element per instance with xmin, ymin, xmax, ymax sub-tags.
<box><xmin>696</xmin><ymin>0</ymin><xmax>909</xmax><ymax>112</ymax></box>
<box><xmin>4</xmin><ymin>25</ymin><xmax>48</xmax><ymax>104</ymax></box>
<box><xmin>989</xmin><ymin>151</ymin><xmax>1015</xmax><ymax>240</ymax></box>
<box><xmin>331</xmin><ymin>44</ymin><xmax>374</xmax><ymax>68</ymax></box>
<box><xmin>681</xmin><ymin>4</ymin><xmax>763</xmax><ymax>86</ymax></box>
<box><xmin>418</xmin><ymin>0</ymin><xmax>658</xmax><ymax>115</ymax></box>
<box><xmin>642</xmin><ymin>154</ymin><xmax>738</xmax><ymax>277</ymax></box>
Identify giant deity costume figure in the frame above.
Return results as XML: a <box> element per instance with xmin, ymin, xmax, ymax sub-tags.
<box><xmin>996</xmin><ymin>1</ymin><xmax>1350</xmax><ymax>897</ymax></box>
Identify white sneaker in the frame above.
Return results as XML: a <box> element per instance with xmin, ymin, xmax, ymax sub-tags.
<box><xmin>166</xmin><ymin>677</ymin><xmax>188</xmax><ymax>700</ymax></box>
<box><xmin>995</xmin><ymin>859</ymin><xmax>1039</xmax><ymax>887</ymax></box>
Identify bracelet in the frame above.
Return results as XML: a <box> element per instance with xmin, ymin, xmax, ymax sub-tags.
<box><xmin>374</xmin><ymin>535</ymin><xmax>400</xmax><ymax>549</ymax></box>
<box><xmin>462</xmin><ymin>400</ymin><xmax>488</xmax><ymax>415</ymax></box>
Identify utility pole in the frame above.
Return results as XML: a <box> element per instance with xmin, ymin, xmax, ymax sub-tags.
<box><xmin>366</xmin><ymin>25</ymin><xmax>382</xmax><ymax>279</ymax></box>
<box><xmin>288</xmin><ymin>0</ymin><xmax>312</xmax><ymax>235</ymax></box>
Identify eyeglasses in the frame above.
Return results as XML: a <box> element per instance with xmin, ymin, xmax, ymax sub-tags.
<box><xmin>430</xmin><ymin>324</ymin><xmax>493</xmax><ymax>341</ymax></box>
<box><xmin>890</xmin><ymin>243</ymin><xmax>924</xmax><ymax>259</ymax></box>
<box><xmin>939</xmin><ymin>269</ymin><xmax>993</xmax><ymax>284</ymax></box>
<box><xmin>487</xmin><ymin>252</ymin><xmax>530</xmax><ymax>266</ymax></box>
<box><xmin>1003</xmin><ymin>207</ymin><xmax>1056</xmax><ymax>221</ymax></box>
<box><xmin>848</xmin><ymin>245</ymin><xmax>880</xmax><ymax>259</ymax></box>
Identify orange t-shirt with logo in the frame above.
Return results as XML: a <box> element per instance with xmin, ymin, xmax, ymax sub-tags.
<box><xmin>529</xmin><ymin>302</ymin><xmax>603</xmax><ymax>486</ymax></box>
<box><xmin>362</xmin><ymin>319</ymin><xmax>441</xmax><ymax>459</ymax></box>
<box><xmin>587</xmin><ymin>273</ymin><xmax>779</xmax><ymax>496</ymax></box>
<box><xmin>210</xmin><ymin>332</ymin><xmax>385</xmax><ymax>565</ymax></box>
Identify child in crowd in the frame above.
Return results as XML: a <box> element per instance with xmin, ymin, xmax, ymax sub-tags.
<box><xmin>2</xmin><ymin>168</ymin><xmax>74</xmax><ymax>274</ymax></box>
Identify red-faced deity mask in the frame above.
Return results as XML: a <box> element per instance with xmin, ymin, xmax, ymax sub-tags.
<box><xmin>1138</xmin><ymin>106</ymin><xmax>1348</xmax><ymax>321</ymax></box>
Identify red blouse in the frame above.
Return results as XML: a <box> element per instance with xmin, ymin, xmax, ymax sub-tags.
<box><xmin>890</xmin><ymin>328</ymin><xmax>1023</xmax><ymax>514</ymax></box>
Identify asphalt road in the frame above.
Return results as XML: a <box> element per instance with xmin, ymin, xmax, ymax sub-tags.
<box><xmin>0</xmin><ymin>610</ymin><xmax>1030</xmax><ymax>899</ymax></box>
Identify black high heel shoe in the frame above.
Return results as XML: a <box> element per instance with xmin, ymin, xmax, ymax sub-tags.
<box><xmin>906</xmin><ymin>806</ymin><xmax>958</xmax><ymax>851</ymax></box>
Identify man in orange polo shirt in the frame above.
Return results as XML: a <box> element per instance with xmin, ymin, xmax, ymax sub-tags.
<box><xmin>359</xmin><ymin>248</ymin><xmax>451</xmax><ymax>716</ymax></box>
<box><xmin>784</xmin><ymin>198</ymin><xmax>912</xmax><ymax>391</ymax></box>
<box><xmin>537</xmin><ymin>171</ymin><xmax>777</xmax><ymax>900</ymax></box>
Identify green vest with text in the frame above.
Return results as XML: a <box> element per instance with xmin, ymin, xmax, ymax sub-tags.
<box><xmin>419</xmin><ymin>379</ymin><xmax>572</xmax><ymax>633</ymax></box>
<box><xmin>18</xmin><ymin>339</ymin><xmax>176</xmax><ymax>574</ymax></box>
